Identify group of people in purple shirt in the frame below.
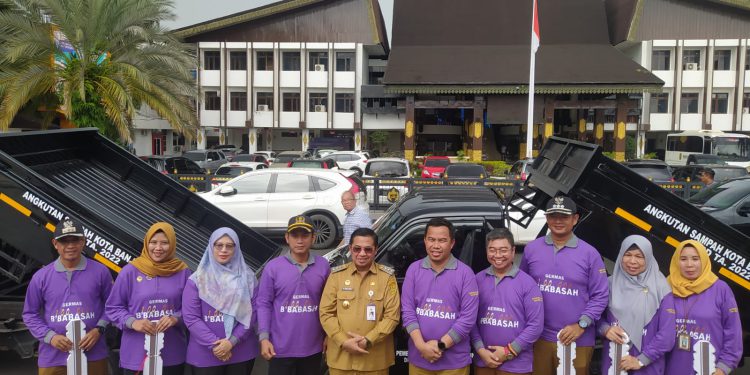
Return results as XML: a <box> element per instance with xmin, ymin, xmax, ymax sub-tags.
<box><xmin>22</xmin><ymin>193</ymin><xmax>743</xmax><ymax>375</ymax></box>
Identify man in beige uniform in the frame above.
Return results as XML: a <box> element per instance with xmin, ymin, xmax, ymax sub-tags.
<box><xmin>320</xmin><ymin>228</ymin><xmax>401</xmax><ymax>375</ymax></box>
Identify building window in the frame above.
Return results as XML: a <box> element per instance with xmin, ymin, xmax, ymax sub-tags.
<box><xmin>309</xmin><ymin>93</ymin><xmax>328</xmax><ymax>110</ymax></box>
<box><xmin>368</xmin><ymin>65</ymin><xmax>386</xmax><ymax>84</ymax></box>
<box><xmin>283</xmin><ymin>92</ymin><xmax>300</xmax><ymax>112</ymax></box>
<box><xmin>309</xmin><ymin>52</ymin><xmax>328</xmax><ymax>71</ymax></box>
<box><xmin>204</xmin><ymin>51</ymin><xmax>220</xmax><ymax>70</ymax></box>
<box><xmin>256</xmin><ymin>92</ymin><xmax>273</xmax><ymax>111</ymax></box>
<box><xmin>713</xmin><ymin>50</ymin><xmax>731</xmax><ymax>71</ymax></box>
<box><xmin>743</xmin><ymin>93</ymin><xmax>750</xmax><ymax>111</ymax></box>
<box><xmin>205</xmin><ymin>91</ymin><xmax>220</xmax><ymax>110</ymax></box>
<box><xmin>746</xmin><ymin>49</ymin><xmax>750</xmax><ymax>70</ymax></box>
<box><xmin>335</xmin><ymin>93</ymin><xmax>354</xmax><ymax>112</ymax></box>
<box><xmin>336</xmin><ymin>52</ymin><xmax>355</xmax><ymax>72</ymax></box>
<box><xmin>683</xmin><ymin>50</ymin><xmax>701</xmax><ymax>70</ymax></box>
<box><xmin>650</xmin><ymin>93</ymin><xmax>669</xmax><ymax>113</ymax></box>
<box><xmin>681</xmin><ymin>93</ymin><xmax>699</xmax><ymax>113</ymax></box>
<box><xmin>282</xmin><ymin>52</ymin><xmax>300</xmax><ymax>71</ymax></box>
<box><xmin>229</xmin><ymin>51</ymin><xmax>247</xmax><ymax>70</ymax></box>
<box><xmin>711</xmin><ymin>93</ymin><xmax>729</xmax><ymax>114</ymax></box>
<box><xmin>652</xmin><ymin>50</ymin><xmax>671</xmax><ymax>70</ymax></box>
<box><xmin>256</xmin><ymin>51</ymin><xmax>273</xmax><ymax>71</ymax></box>
<box><xmin>230</xmin><ymin>92</ymin><xmax>247</xmax><ymax>111</ymax></box>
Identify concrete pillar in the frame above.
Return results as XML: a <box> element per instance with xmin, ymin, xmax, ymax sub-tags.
<box><xmin>247</xmin><ymin>129</ymin><xmax>258</xmax><ymax>154</ymax></box>
<box><xmin>532</xmin><ymin>124</ymin><xmax>540</xmax><ymax>158</ymax></box>
<box><xmin>594</xmin><ymin>109</ymin><xmax>605</xmax><ymax>147</ymax></box>
<box><xmin>301</xmin><ymin>129</ymin><xmax>310</xmax><ymax>152</ymax></box>
<box><xmin>197</xmin><ymin>128</ymin><xmax>207</xmax><ymax>150</ymax></box>
<box><xmin>404</xmin><ymin>95</ymin><xmax>415</xmax><ymax>161</ymax></box>
<box><xmin>614</xmin><ymin>95</ymin><xmax>628</xmax><ymax>161</ymax></box>
<box><xmin>354</xmin><ymin>129</ymin><xmax>362</xmax><ymax>151</ymax></box>
<box><xmin>538</xmin><ymin>96</ymin><xmax>554</xmax><ymax>155</ymax></box>
<box><xmin>578</xmin><ymin>110</ymin><xmax>587</xmax><ymax>141</ymax></box>
<box><xmin>471</xmin><ymin>98</ymin><xmax>484</xmax><ymax>162</ymax></box>
<box><xmin>265</xmin><ymin>128</ymin><xmax>273</xmax><ymax>151</ymax></box>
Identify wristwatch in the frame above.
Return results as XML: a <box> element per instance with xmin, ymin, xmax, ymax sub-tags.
<box><xmin>578</xmin><ymin>318</ymin><xmax>589</xmax><ymax>329</ymax></box>
<box><xmin>95</xmin><ymin>326</ymin><xmax>107</xmax><ymax>335</ymax></box>
<box><xmin>504</xmin><ymin>348</ymin><xmax>515</xmax><ymax>361</ymax></box>
<box><xmin>437</xmin><ymin>340</ymin><xmax>447</xmax><ymax>351</ymax></box>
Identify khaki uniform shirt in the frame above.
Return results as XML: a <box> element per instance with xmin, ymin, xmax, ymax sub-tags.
<box><xmin>319</xmin><ymin>262</ymin><xmax>401</xmax><ymax>371</ymax></box>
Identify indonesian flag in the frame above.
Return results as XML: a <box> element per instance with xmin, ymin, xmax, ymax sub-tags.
<box><xmin>531</xmin><ymin>0</ymin><xmax>540</xmax><ymax>53</ymax></box>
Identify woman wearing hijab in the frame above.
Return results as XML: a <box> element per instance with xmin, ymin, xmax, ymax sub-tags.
<box><xmin>598</xmin><ymin>235</ymin><xmax>675</xmax><ymax>374</ymax></box>
<box><xmin>106</xmin><ymin>222</ymin><xmax>191</xmax><ymax>375</ymax></box>
<box><xmin>665</xmin><ymin>240</ymin><xmax>742</xmax><ymax>375</ymax></box>
<box><xmin>182</xmin><ymin>227</ymin><xmax>259</xmax><ymax>375</ymax></box>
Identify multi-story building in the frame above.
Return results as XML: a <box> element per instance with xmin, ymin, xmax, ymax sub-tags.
<box><xmin>607</xmin><ymin>0</ymin><xmax>750</xmax><ymax>156</ymax></box>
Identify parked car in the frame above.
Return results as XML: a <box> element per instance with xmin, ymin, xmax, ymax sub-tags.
<box><xmin>443</xmin><ymin>163</ymin><xmax>487</xmax><ymax>179</ymax></box>
<box><xmin>509</xmin><ymin>158</ymin><xmax>535</xmax><ymax>181</ymax></box>
<box><xmin>688</xmin><ymin>176</ymin><xmax>750</xmax><ymax>236</ymax></box>
<box><xmin>211</xmin><ymin>162</ymin><xmax>269</xmax><ymax>189</ymax></box>
<box><xmin>363</xmin><ymin>158</ymin><xmax>411</xmax><ymax>205</ymax></box>
<box><xmin>183</xmin><ymin>149</ymin><xmax>228</xmax><ymax>173</ymax></box>
<box><xmin>324</xmin><ymin>186</ymin><xmax>506</xmax><ymax>373</ymax></box>
<box><xmin>200</xmin><ymin>169</ymin><xmax>368</xmax><ymax>249</ymax></box>
<box><xmin>272</xmin><ymin>151</ymin><xmax>312</xmax><ymax>167</ymax></box>
<box><xmin>254</xmin><ymin>151</ymin><xmax>277</xmax><ymax>163</ymax></box>
<box><xmin>231</xmin><ymin>153</ymin><xmax>269</xmax><ymax>165</ymax></box>
<box><xmin>673</xmin><ymin>164</ymin><xmax>748</xmax><ymax>183</ymax></box>
<box><xmin>420</xmin><ymin>156</ymin><xmax>450</xmax><ymax>178</ymax></box>
<box><xmin>288</xmin><ymin>158</ymin><xmax>338</xmax><ymax>169</ymax></box>
<box><xmin>622</xmin><ymin>159</ymin><xmax>674</xmax><ymax>183</ymax></box>
<box><xmin>140</xmin><ymin>156</ymin><xmax>205</xmax><ymax>175</ymax></box>
<box><xmin>314</xmin><ymin>149</ymin><xmax>338</xmax><ymax>158</ymax></box>
<box><xmin>211</xmin><ymin>144</ymin><xmax>242</xmax><ymax>160</ymax></box>
<box><xmin>326</xmin><ymin>151</ymin><xmax>368</xmax><ymax>175</ymax></box>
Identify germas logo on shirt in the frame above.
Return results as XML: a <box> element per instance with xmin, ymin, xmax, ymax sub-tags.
<box><xmin>204</xmin><ymin>309</ymin><xmax>224</xmax><ymax>323</ymax></box>
<box><xmin>416</xmin><ymin>298</ymin><xmax>456</xmax><ymax>320</ymax></box>
<box><xmin>538</xmin><ymin>275</ymin><xmax>579</xmax><ymax>296</ymax></box>
<box><xmin>49</xmin><ymin>302</ymin><xmax>96</xmax><ymax>323</ymax></box>
<box><xmin>136</xmin><ymin>303</ymin><xmax>175</xmax><ymax>319</ymax></box>
<box><xmin>675</xmin><ymin>318</ymin><xmax>711</xmax><ymax>342</ymax></box>
<box><xmin>479</xmin><ymin>308</ymin><xmax>519</xmax><ymax>328</ymax></box>
<box><xmin>280</xmin><ymin>294</ymin><xmax>318</xmax><ymax>313</ymax></box>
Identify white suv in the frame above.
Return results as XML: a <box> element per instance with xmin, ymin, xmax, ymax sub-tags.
<box><xmin>200</xmin><ymin>169</ymin><xmax>367</xmax><ymax>249</ymax></box>
<box><xmin>326</xmin><ymin>151</ymin><xmax>368</xmax><ymax>175</ymax></box>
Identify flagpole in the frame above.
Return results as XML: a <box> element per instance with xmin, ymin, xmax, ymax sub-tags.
<box><xmin>526</xmin><ymin>0</ymin><xmax>538</xmax><ymax>159</ymax></box>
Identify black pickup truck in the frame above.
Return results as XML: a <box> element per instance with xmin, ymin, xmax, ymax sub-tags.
<box><xmin>0</xmin><ymin>128</ymin><xmax>281</xmax><ymax>357</ymax></box>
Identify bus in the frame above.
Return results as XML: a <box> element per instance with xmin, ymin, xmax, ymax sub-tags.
<box><xmin>665</xmin><ymin>130</ymin><xmax>750</xmax><ymax>167</ymax></box>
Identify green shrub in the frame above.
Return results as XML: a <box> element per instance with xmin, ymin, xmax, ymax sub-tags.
<box><xmin>479</xmin><ymin>161</ymin><xmax>511</xmax><ymax>177</ymax></box>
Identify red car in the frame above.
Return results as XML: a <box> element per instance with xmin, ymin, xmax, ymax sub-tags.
<box><xmin>420</xmin><ymin>156</ymin><xmax>451</xmax><ymax>178</ymax></box>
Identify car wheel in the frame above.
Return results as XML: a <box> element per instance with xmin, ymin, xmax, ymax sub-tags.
<box><xmin>310</xmin><ymin>213</ymin><xmax>337</xmax><ymax>249</ymax></box>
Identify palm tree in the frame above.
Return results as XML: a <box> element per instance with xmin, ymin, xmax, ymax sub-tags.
<box><xmin>0</xmin><ymin>0</ymin><xmax>198</xmax><ymax>142</ymax></box>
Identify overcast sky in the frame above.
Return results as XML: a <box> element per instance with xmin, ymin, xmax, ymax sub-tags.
<box><xmin>166</xmin><ymin>0</ymin><xmax>394</xmax><ymax>43</ymax></box>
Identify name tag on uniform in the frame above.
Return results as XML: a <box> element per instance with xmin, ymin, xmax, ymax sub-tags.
<box><xmin>366</xmin><ymin>303</ymin><xmax>376</xmax><ymax>321</ymax></box>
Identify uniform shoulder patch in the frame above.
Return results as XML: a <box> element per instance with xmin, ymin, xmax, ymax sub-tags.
<box><xmin>331</xmin><ymin>263</ymin><xmax>350</xmax><ymax>273</ymax></box>
<box><xmin>378</xmin><ymin>264</ymin><xmax>395</xmax><ymax>275</ymax></box>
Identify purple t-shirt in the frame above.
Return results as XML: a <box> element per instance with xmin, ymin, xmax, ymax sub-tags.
<box><xmin>23</xmin><ymin>257</ymin><xmax>113</xmax><ymax>368</ymax></box>
<box><xmin>599</xmin><ymin>294</ymin><xmax>676</xmax><ymax>375</ymax></box>
<box><xmin>182</xmin><ymin>279</ymin><xmax>259</xmax><ymax>367</ymax></box>
<box><xmin>470</xmin><ymin>265</ymin><xmax>543</xmax><ymax>374</ymax></box>
<box><xmin>256</xmin><ymin>254</ymin><xmax>330</xmax><ymax>357</ymax></box>
<box><xmin>665</xmin><ymin>281</ymin><xmax>742</xmax><ymax>375</ymax></box>
<box><xmin>401</xmin><ymin>256</ymin><xmax>479</xmax><ymax>371</ymax></box>
<box><xmin>105</xmin><ymin>264</ymin><xmax>191</xmax><ymax>370</ymax></box>
<box><xmin>519</xmin><ymin>234</ymin><xmax>609</xmax><ymax>346</ymax></box>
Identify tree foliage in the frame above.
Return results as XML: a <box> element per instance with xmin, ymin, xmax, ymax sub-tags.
<box><xmin>0</xmin><ymin>0</ymin><xmax>198</xmax><ymax>142</ymax></box>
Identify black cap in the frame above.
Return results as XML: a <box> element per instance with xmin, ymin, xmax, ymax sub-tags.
<box><xmin>54</xmin><ymin>218</ymin><xmax>85</xmax><ymax>240</ymax></box>
<box><xmin>545</xmin><ymin>196</ymin><xmax>577</xmax><ymax>215</ymax></box>
<box><xmin>287</xmin><ymin>215</ymin><xmax>314</xmax><ymax>233</ymax></box>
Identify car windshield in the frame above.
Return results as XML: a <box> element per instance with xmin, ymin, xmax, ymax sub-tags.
<box><xmin>366</xmin><ymin>161</ymin><xmax>408</xmax><ymax>177</ymax></box>
<box><xmin>372</xmin><ymin>205</ymin><xmax>405</xmax><ymax>244</ymax></box>
<box><xmin>215</xmin><ymin>166</ymin><xmax>254</xmax><ymax>176</ymax></box>
<box><xmin>425</xmin><ymin>158</ymin><xmax>450</xmax><ymax>167</ymax></box>
<box><xmin>276</xmin><ymin>154</ymin><xmax>298</xmax><ymax>162</ymax></box>
<box><xmin>712</xmin><ymin>137</ymin><xmax>750</xmax><ymax>161</ymax></box>
<box><xmin>447</xmin><ymin>165</ymin><xmax>484</xmax><ymax>177</ymax></box>
<box><xmin>231</xmin><ymin>154</ymin><xmax>255</xmax><ymax>162</ymax></box>
<box><xmin>291</xmin><ymin>161</ymin><xmax>323</xmax><ymax>168</ymax></box>
<box><xmin>183</xmin><ymin>152</ymin><xmax>206</xmax><ymax>161</ymax></box>
<box><xmin>714</xmin><ymin>168</ymin><xmax>748</xmax><ymax>181</ymax></box>
<box><xmin>627</xmin><ymin>165</ymin><xmax>671</xmax><ymax>180</ymax></box>
<box><xmin>688</xmin><ymin>179</ymin><xmax>750</xmax><ymax>209</ymax></box>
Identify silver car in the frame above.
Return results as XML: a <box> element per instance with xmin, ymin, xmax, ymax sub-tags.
<box><xmin>183</xmin><ymin>149</ymin><xmax>228</xmax><ymax>173</ymax></box>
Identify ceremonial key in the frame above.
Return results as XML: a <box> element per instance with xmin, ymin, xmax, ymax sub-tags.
<box><xmin>693</xmin><ymin>339</ymin><xmax>716</xmax><ymax>375</ymax></box>
<box><xmin>607</xmin><ymin>331</ymin><xmax>630</xmax><ymax>375</ymax></box>
<box><xmin>66</xmin><ymin>319</ymin><xmax>88</xmax><ymax>375</ymax></box>
<box><xmin>143</xmin><ymin>330</ymin><xmax>165</xmax><ymax>375</ymax></box>
<box><xmin>556</xmin><ymin>330</ymin><xmax>577</xmax><ymax>375</ymax></box>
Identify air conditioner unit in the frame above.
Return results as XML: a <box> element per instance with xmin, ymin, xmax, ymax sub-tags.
<box><xmin>743</xmin><ymin>107</ymin><xmax>749</xmax><ymax>114</ymax></box>
<box><xmin>684</xmin><ymin>63</ymin><xmax>698</xmax><ymax>71</ymax></box>
<box><xmin>314</xmin><ymin>105</ymin><xmax>327</xmax><ymax>112</ymax></box>
<box><xmin>257</xmin><ymin>104</ymin><xmax>269</xmax><ymax>112</ymax></box>
<box><xmin>314</xmin><ymin>64</ymin><xmax>325</xmax><ymax>72</ymax></box>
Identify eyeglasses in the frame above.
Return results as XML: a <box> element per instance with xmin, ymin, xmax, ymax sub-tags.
<box><xmin>351</xmin><ymin>246</ymin><xmax>375</xmax><ymax>254</ymax></box>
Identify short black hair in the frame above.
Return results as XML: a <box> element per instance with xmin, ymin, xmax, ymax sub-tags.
<box><xmin>700</xmin><ymin>168</ymin><xmax>715</xmax><ymax>178</ymax></box>
<box><xmin>425</xmin><ymin>218</ymin><xmax>454</xmax><ymax>240</ymax></box>
<box><xmin>350</xmin><ymin>227</ymin><xmax>378</xmax><ymax>247</ymax></box>
<box><xmin>485</xmin><ymin>228</ymin><xmax>514</xmax><ymax>247</ymax></box>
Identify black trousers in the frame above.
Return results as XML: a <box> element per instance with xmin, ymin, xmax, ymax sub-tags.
<box><xmin>122</xmin><ymin>364</ymin><xmax>184</xmax><ymax>375</ymax></box>
<box><xmin>189</xmin><ymin>359</ymin><xmax>255</xmax><ymax>375</ymax></box>
<box><xmin>267</xmin><ymin>353</ymin><xmax>323</xmax><ymax>375</ymax></box>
